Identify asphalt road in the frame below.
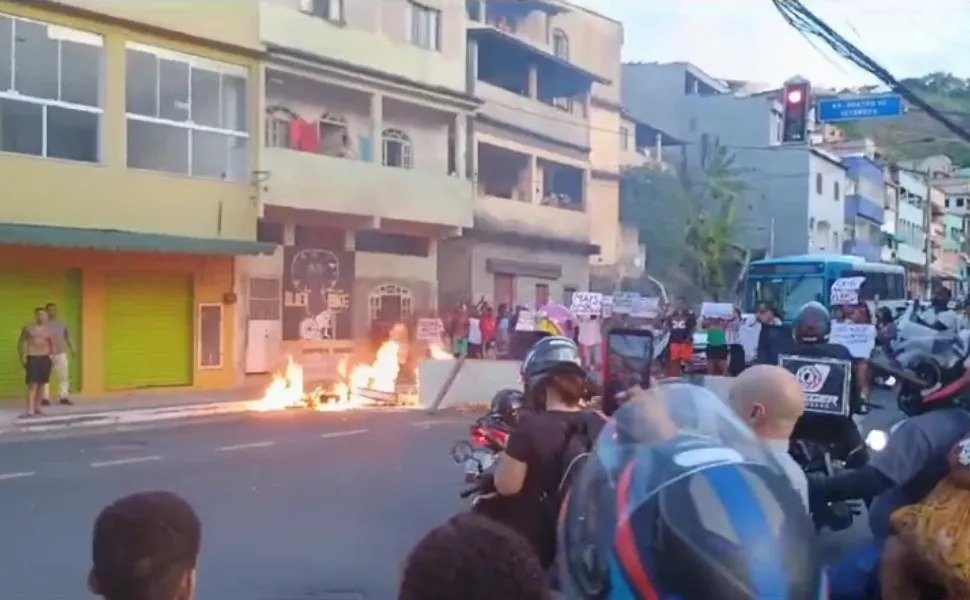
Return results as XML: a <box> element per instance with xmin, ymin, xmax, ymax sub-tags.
<box><xmin>0</xmin><ymin>386</ymin><xmax>903</xmax><ymax>600</ymax></box>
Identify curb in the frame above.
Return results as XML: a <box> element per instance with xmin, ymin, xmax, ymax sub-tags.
<box><xmin>3</xmin><ymin>400</ymin><xmax>257</xmax><ymax>435</ymax></box>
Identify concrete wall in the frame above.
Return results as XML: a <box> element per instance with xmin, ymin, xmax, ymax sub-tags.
<box><xmin>0</xmin><ymin>3</ymin><xmax>261</xmax><ymax>242</ymax></box>
<box><xmin>259</xmin><ymin>0</ymin><xmax>468</xmax><ymax>93</ymax></box>
<box><xmin>808</xmin><ymin>152</ymin><xmax>848</xmax><ymax>254</ymax></box>
<box><xmin>470</xmin><ymin>241</ymin><xmax>589</xmax><ymax>307</ymax></box>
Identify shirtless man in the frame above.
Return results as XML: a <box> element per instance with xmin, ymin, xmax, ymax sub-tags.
<box><xmin>18</xmin><ymin>307</ymin><xmax>54</xmax><ymax>417</ymax></box>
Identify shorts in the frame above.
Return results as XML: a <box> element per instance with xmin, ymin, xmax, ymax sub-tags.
<box><xmin>25</xmin><ymin>355</ymin><xmax>53</xmax><ymax>385</ymax></box>
<box><xmin>706</xmin><ymin>345</ymin><xmax>729</xmax><ymax>360</ymax></box>
<box><xmin>669</xmin><ymin>342</ymin><xmax>694</xmax><ymax>362</ymax></box>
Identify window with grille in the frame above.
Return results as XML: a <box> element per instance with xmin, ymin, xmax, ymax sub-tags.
<box><xmin>248</xmin><ymin>278</ymin><xmax>281</xmax><ymax>320</ymax></box>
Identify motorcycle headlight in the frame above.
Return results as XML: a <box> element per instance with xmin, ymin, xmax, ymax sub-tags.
<box><xmin>865</xmin><ymin>429</ymin><xmax>889</xmax><ymax>452</ymax></box>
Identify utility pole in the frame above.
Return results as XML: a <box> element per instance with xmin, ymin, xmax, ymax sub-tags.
<box><xmin>768</xmin><ymin>217</ymin><xmax>776</xmax><ymax>258</ymax></box>
<box><xmin>923</xmin><ymin>167</ymin><xmax>933</xmax><ymax>299</ymax></box>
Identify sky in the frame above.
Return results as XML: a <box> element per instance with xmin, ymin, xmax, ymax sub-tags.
<box><xmin>570</xmin><ymin>0</ymin><xmax>970</xmax><ymax>88</ymax></box>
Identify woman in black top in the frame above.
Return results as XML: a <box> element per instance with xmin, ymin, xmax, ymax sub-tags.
<box><xmin>493</xmin><ymin>336</ymin><xmax>605</xmax><ymax>568</ymax></box>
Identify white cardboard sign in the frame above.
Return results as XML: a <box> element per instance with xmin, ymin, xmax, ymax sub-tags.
<box><xmin>830</xmin><ymin>277</ymin><xmax>866</xmax><ymax>306</ymax></box>
<box><xmin>570</xmin><ymin>292</ymin><xmax>603</xmax><ymax>317</ymax></box>
<box><xmin>829</xmin><ymin>323</ymin><xmax>877</xmax><ymax>358</ymax></box>
<box><xmin>515</xmin><ymin>310</ymin><xmax>537</xmax><ymax>332</ymax></box>
<box><xmin>416</xmin><ymin>318</ymin><xmax>444</xmax><ymax>342</ymax></box>
<box><xmin>611</xmin><ymin>292</ymin><xmax>639</xmax><ymax>315</ymax></box>
<box><xmin>631</xmin><ymin>296</ymin><xmax>660</xmax><ymax>318</ymax></box>
<box><xmin>600</xmin><ymin>295</ymin><xmax>613</xmax><ymax>318</ymax></box>
<box><xmin>701</xmin><ymin>302</ymin><xmax>734</xmax><ymax>320</ymax></box>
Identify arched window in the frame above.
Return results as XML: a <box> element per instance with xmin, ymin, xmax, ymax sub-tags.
<box><xmin>265</xmin><ymin>106</ymin><xmax>296</xmax><ymax>148</ymax></box>
<box><xmin>368</xmin><ymin>283</ymin><xmax>413</xmax><ymax>324</ymax></box>
<box><xmin>319</xmin><ymin>111</ymin><xmax>350</xmax><ymax>157</ymax></box>
<box><xmin>382</xmin><ymin>128</ymin><xmax>413</xmax><ymax>169</ymax></box>
<box><xmin>551</xmin><ymin>28</ymin><xmax>569</xmax><ymax>59</ymax></box>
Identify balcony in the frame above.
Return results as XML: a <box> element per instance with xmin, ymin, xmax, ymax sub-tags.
<box><xmin>474</xmin><ymin>82</ymin><xmax>589</xmax><ymax>149</ymax></box>
<box><xmin>896</xmin><ymin>243</ymin><xmax>926</xmax><ymax>267</ymax></box>
<box><xmin>845</xmin><ymin>194</ymin><xmax>884</xmax><ymax>224</ymax></box>
<box><xmin>261</xmin><ymin>147</ymin><xmax>473</xmax><ymax>229</ymax></box>
<box><xmin>476</xmin><ymin>194</ymin><xmax>589</xmax><ymax>244</ymax></box>
<box><xmin>842</xmin><ymin>240</ymin><xmax>882</xmax><ymax>262</ymax></box>
<box><xmin>259</xmin><ymin>1</ymin><xmax>465</xmax><ymax>93</ymax></box>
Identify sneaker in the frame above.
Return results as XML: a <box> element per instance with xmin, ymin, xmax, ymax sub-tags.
<box><xmin>59</xmin><ymin>398</ymin><xmax>74</xmax><ymax>406</ymax></box>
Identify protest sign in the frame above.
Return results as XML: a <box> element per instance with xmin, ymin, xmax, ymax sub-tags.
<box><xmin>829</xmin><ymin>322</ymin><xmax>877</xmax><ymax>358</ymax></box>
<box><xmin>416</xmin><ymin>318</ymin><xmax>444</xmax><ymax>342</ymax></box>
<box><xmin>630</xmin><ymin>296</ymin><xmax>660</xmax><ymax>318</ymax></box>
<box><xmin>700</xmin><ymin>302</ymin><xmax>734</xmax><ymax>320</ymax></box>
<box><xmin>830</xmin><ymin>276</ymin><xmax>866</xmax><ymax>306</ymax></box>
<box><xmin>779</xmin><ymin>354</ymin><xmax>852</xmax><ymax>417</ymax></box>
<box><xmin>570</xmin><ymin>292</ymin><xmax>603</xmax><ymax>317</ymax></box>
<box><xmin>515</xmin><ymin>310</ymin><xmax>537</xmax><ymax>332</ymax></box>
<box><xmin>600</xmin><ymin>295</ymin><xmax>613</xmax><ymax>318</ymax></box>
<box><xmin>611</xmin><ymin>292</ymin><xmax>639</xmax><ymax>315</ymax></box>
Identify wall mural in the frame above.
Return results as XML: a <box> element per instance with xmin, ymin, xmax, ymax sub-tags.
<box><xmin>282</xmin><ymin>246</ymin><xmax>354</xmax><ymax>341</ymax></box>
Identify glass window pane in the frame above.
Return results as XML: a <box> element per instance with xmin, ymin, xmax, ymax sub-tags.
<box><xmin>221</xmin><ymin>74</ymin><xmax>247</xmax><ymax>132</ymax></box>
<box><xmin>159</xmin><ymin>58</ymin><xmax>189</xmax><ymax>121</ymax></box>
<box><xmin>190</xmin><ymin>67</ymin><xmax>220</xmax><ymax>127</ymax></box>
<box><xmin>0</xmin><ymin>17</ymin><xmax>11</xmax><ymax>91</ymax></box>
<box><xmin>126</xmin><ymin>49</ymin><xmax>158</xmax><ymax>116</ymax></box>
<box><xmin>60</xmin><ymin>39</ymin><xmax>101</xmax><ymax>107</ymax></box>
<box><xmin>0</xmin><ymin>97</ymin><xmax>42</xmax><ymax>156</ymax></box>
<box><xmin>127</xmin><ymin>119</ymin><xmax>188</xmax><ymax>174</ymax></box>
<box><xmin>226</xmin><ymin>135</ymin><xmax>248</xmax><ymax>182</ymax></box>
<box><xmin>47</xmin><ymin>107</ymin><xmax>99</xmax><ymax>162</ymax></box>
<box><xmin>13</xmin><ymin>20</ymin><xmax>58</xmax><ymax>100</ymax></box>
<box><xmin>191</xmin><ymin>129</ymin><xmax>227</xmax><ymax>179</ymax></box>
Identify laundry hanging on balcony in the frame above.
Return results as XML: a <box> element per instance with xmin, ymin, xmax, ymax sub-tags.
<box><xmin>289</xmin><ymin>119</ymin><xmax>320</xmax><ymax>153</ymax></box>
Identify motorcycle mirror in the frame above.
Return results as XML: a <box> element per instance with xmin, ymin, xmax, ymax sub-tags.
<box><xmin>451</xmin><ymin>441</ymin><xmax>473</xmax><ymax>464</ymax></box>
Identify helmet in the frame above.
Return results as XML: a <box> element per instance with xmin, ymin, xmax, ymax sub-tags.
<box><xmin>793</xmin><ymin>301</ymin><xmax>831</xmax><ymax>343</ymax></box>
<box><xmin>489</xmin><ymin>388</ymin><xmax>527</xmax><ymax>425</ymax></box>
<box><xmin>522</xmin><ymin>336</ymin><xmax>587</xmax><ymax>407</ymax></box>
<box><xmin>560</xmin><ymin>382</ymin><xmax>824</xmax><ymax>599</ymax></box>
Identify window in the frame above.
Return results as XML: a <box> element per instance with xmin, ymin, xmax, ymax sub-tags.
<box><xmin>535</xmin><ymin>283</ymin><xmax>550</xmax><ymax>307</ymax></box>
<box><xmin>551</xmin><ymin>28</ymin><xmax>569</xmax><ymax>59</ymax></box>
<box><xmin>318</xmin><ymin>112</ymin><xmax>351</xmax><ymax>158</ymax></box>
<box><xmin>815</xmin><ymin>173</ymin><xmax>823</xmax><ymax>195</ymax></box>
<box><xmin>125</xmin><ymin>42</ymin><xmax>249</xmax><ymax>181</ymax></box>
<box><xmin>299</xmin><ymin>0</ymin><xmax>342</xmax><ymax>22</ymax></box>
<box><xmin>0</xmin><ymin>15</ymin><xmax>102</xmax><ymax>162</ymax></box>
<box><xmin>834</xmin><ymin>181</ymin><xmax>840</xmax><ymax>200</ymax></box>
<box><xmin>248</xmin><ymin>278</ymin><xmax>281</xmax><ymax>321</ymax></box>
<box><xmin>564</xmin><ymin>286</ymin><xmax>577</xmax><ymax>306</ymax></box>
<box><xmin>265</xmin><ymin>106</ymin><xmax>294</xmax><ymax>148</ymax></box>
<box><xmin>408</xmin><ymin>1</ymin><xmax>441</xmax><ymax>51</ymax></box>
<box><xmin>382</xmin><ymin>128</ymin><xmax>412</xmax><ymax>169</ymax></box>
<box><xmin>198</xmin><ymin>304</ymin><xmax>223</xmax><ymax>369</ymax></box>
<box><xmin>619</xmin><ymin>126</ymin><xmax>629</xmax><ymax>151</ymax></box>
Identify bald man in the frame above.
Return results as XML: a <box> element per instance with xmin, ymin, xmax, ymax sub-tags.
<box><xmin>729</xmin><ymin>364</ymin><xmax>809</xmax><ymax>510</ymax></box>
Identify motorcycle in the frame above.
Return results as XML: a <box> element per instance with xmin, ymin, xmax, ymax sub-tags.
<box><xmin>451</xmin><ymin>414</ymin><xmax>510</xmax><ymax>483</ymax></box>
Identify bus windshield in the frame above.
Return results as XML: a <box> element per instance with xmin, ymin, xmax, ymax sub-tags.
<box><xmin>746</xmin><ymin>276</ymin><xmax>826</xmax><ymax>318</ymax></box>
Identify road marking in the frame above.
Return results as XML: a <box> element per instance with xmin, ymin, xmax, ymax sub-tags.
<box><xmin>90</xmin><ymin>456</ymin><xmax>162</xmax><ymax>468</ymax></box>
<box><xmin>0</xmin><ymin>471</ymin><xmax>35</xmax><ymax>481</ymax></box>
<box><xmin>319</xmin><ymin>429</ymin><xmax>369</xmax><ymax>439</ymax></box>
<box><xmin>217</xmin><ymin>441</ymin><xmax>276</xmax><ymax>452</ymax></box>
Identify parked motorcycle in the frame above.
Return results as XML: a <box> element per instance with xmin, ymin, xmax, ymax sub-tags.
<box><xmin>451</xmin><ymin>414</ymin><xmax>509</xmax><ymax>483</ymax></box>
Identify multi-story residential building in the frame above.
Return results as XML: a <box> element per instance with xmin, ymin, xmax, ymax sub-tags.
<box><xmin>621</xmin><ymin>63</ymin><xmax>847</xmax><ymax>259</ymax></box>
<box><xmin>882</xmin><ymin>172</ymin><xmax>900</xmax><ymax>264</ymax></box>
<box><xmin>840</xmin><ymin>155</ymin><xmax>885</xmax><ymax>262</ymax></box>
<box><xmin>928</xmin><ymin>183</ymin><xmax>954</xmax><ymax>287</ymax></box>
<box><xmin>0</xmin><ymin>1</ymin><xmax>271</xmax><ymax>399</ymax></box>
<box><xmin>940</xmin><ymin>213</ymin><xmax>967</xmax><ymax>295</ymax></box>
<box><xmin>239</xmin><ymin>0</ymin><xmax>479</xmax><ymax>374</ymax></box>
<box><xmin>894</xmin><ymin>169</ymin><xmax>929</xmax><ymax>297</ymax></box>
<box><xmin>438</xmin><ymin>0</ymin><xmax>616</xmax><ymax>309</ymax></box>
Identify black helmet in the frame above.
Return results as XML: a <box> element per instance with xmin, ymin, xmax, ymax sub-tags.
<box><xmin>489</xmin><ymin>388</ymin><xmax>527</xmax><ymax>425</ymax></box>
<box><xmin>793</xmin><ymin>301</ymin><xmax>831</xmax><ymax>343</ymax></box>
<box><xmin>522</xmin><ymin>336</ymin><xmax>586</xmax><ymax>402</ymax></box>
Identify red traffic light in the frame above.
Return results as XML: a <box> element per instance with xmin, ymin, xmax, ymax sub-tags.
<box><xmin>786</xmin><ymin>89</ymin><xmax>804</xmax><ymax>105</ymax></box>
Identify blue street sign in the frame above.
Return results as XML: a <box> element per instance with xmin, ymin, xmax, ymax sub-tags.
<box><xmin>816</xmin><ymin>94</ymin><xmax>904</xmax><ymax>123</ymax></box>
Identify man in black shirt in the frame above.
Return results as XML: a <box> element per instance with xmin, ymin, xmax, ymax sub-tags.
<box><xmin>664</xmin><ymin>297</ymin><xmax>696</xmax><ymax>378</ymax></box>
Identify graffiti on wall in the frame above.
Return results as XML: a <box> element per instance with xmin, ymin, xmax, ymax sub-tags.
<box><xmin>282</xmin><ymin>246</ymin><xmax>354</xmax><ymax>341</ymax></box>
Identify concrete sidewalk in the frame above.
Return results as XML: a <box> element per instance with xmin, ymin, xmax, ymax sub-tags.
<box><xmin>0</xmin><ymin>384</ymin><xmax>268</xmax><ymax>436</ymax></box>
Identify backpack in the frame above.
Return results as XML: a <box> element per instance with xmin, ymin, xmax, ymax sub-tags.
<box><xmin>540</xmin><ymin>412</ymin><xmax>606</xmax><ymax>523</ymax></box>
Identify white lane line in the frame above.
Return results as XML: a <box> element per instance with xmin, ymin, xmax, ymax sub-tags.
<box><xmin>319</xmin><ymin>429</ymin><xmax>369</xmax><ymax>440</ymax></box>
<box><xmin>217</xmin><ymin>441</ymin><xmax>276</xmax><ymax>452</ymax></box>
<box><xmin>0</xmin><ymin>471</ymin><xmax>35</xmax><ymax>481</ymax></box>
<box><xmin>90</xmin><ymin>456</ymin><xmax>162</xmax><ymax>468</ymax></box>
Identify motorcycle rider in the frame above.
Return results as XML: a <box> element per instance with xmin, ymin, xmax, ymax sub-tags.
<box><xmin>918</xmin><ymin>286</ymin><xmax>958</xmax><ymax>331</ymax></box>
<box><xmin>492</xmin><ymin>335</ymin><xmax>606</xmax><ymax>569</ymax></box>
<box><xmin>559</xmin><ymin>382</ymin><xmax>825</xmax><ymax>599</ymax></box>
<box><xmin>787</xmin><ymin>301</ymin><xmax>868</xmax><ymax>467</ymax></box>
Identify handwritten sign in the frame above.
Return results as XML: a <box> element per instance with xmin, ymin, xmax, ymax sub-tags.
<box><xmin>701</xmin><ymin>302</ymin><xmax>734</xmax><ymax>320</ymax></box>
<box><xmin>611</xmin><ymin>292</ymin><xmax>639</xmax><ymax>315</ymax></box>
<box><xmin>631</xmin><ymin>296</ymin><xmax>660</xmax><ymax>318</ymax></box>
<box><xmin>831</xmin><ymin>277</ymin><xmax>866</xmax><ymax>306</ymax></box>
<box><xmin>570</xmin><ymin>292</ymin><xmax>603</xmax><ymax>317</ymax></box>
<box><xmin>515</xmin><ymin>310</ymin><xmax>537</xmax><ymax>332</ymax></box>
<box><xmin>830</xmin><ymin>322</ymin><xmax>877</xmax><ymax>358</ymax></box>
<box><xmin>600</xmin><ymin>295</ymin><xmax>613</xmax><ymax>318</ymax></box>
<box><xmin>416</xmin><ymin>318</ymin><xmax>444</xmax><ymax>342</ymax></box>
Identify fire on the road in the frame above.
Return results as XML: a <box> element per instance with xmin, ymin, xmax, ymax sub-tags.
<box><xmin>253</xmin><ymin>338</ymin><xmax>449</xmax><ymax>413</ymax></box>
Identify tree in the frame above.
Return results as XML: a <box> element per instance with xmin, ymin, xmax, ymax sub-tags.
<box><xmin>620</xmin><ymin>142</ymin><xmax>747</xmax><ymax>300</ymax></box>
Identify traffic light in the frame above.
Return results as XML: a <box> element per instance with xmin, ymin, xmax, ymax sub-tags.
<box><xmin>781</xmin><ymin>82</ymin><xmax>810</xmax><ymax>143</ymax></box>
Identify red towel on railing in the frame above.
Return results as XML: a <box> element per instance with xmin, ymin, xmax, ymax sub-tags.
<box><xmin>289</xmin><ymin>119</ymin><xmax>320</xmax><ymax>153</ymax></box>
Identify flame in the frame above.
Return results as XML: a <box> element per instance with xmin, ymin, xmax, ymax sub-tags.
<box><xmin>252</xmin><ymin>355</ymin><xmax>305</xmax><ymax>412</ymax></box>
<box><xmin>428</xmin><ymin>343</ymin><xmax>453</xmax><ymax>360</ymax></box>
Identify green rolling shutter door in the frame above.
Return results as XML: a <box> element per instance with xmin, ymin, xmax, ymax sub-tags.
<box><xmin>0</xmin><ymin>270</ymin><xmax>81</xmax><ymax>399</ymax></box>
<box><xmin>103</xmin><ymin>272</ymin><xmax>193</xmax><ymax>390</ymax></box>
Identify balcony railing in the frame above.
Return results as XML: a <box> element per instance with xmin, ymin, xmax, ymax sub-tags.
<box><xmin>474</xmin><ymin>81</ymin><xmax>589</xmax><ymax>149</ymax></box>
<box><xmin>476</xmin><ymin>194</ymin><xmax>589</xmax><ymax>244</ymax></box>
